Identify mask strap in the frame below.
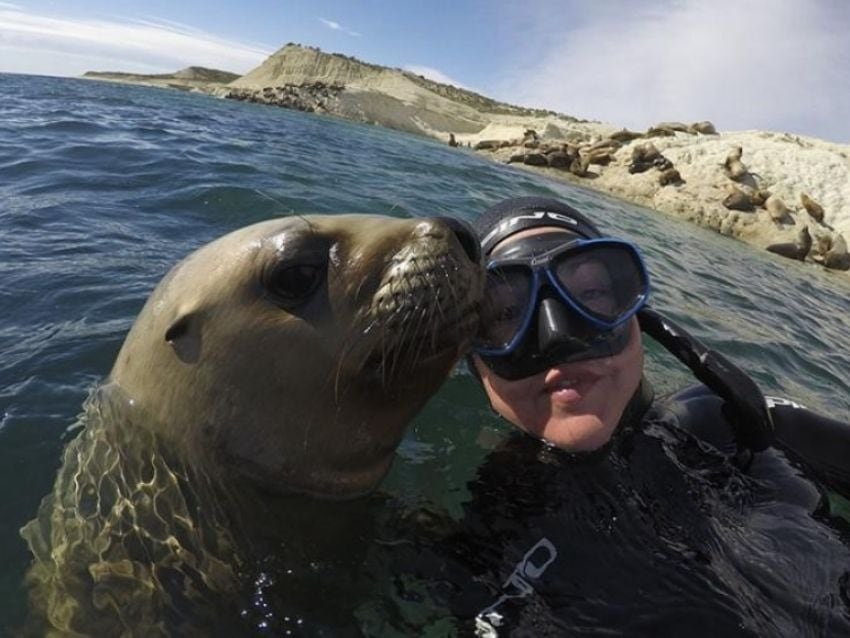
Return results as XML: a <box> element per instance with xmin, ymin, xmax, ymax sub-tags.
<box><xmin>638</xmin><ymin>306</ymin><xmax>774</xmax><ymax>462</ymax></box>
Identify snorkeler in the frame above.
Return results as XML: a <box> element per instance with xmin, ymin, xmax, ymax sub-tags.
<box><xmin>436</xmin><ymin>196</ymin><xmax>850</xmax><ymax>636</ymax></box>
<box><xmin>470</xmin><ymin>196</ymin><xmax>850</xmax><ymax>485</ymax></box>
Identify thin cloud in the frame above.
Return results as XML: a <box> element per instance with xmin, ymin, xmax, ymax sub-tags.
<box><xmin>318</xmin><ymin>17</ymin><xmax>361</xmax><ymax>37</ymax></box>
<box><xmin>404</xmin><ymin>64</ymin><xmax>469</xmax><ymax>90</ymax></box>
<box><xmin>494</xmin><ymin>0</ymin><xmax>850</xmax><ymax>142</ymax></box>
<box><xmin>0</xmin><ymin>7</ymin><xmax>273</xmax><ymax>76</ymax></box>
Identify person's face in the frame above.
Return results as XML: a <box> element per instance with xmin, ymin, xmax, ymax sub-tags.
<box><xmin>474</xmin><ymin>228</ymin><xmax>645</xmax><ymax>451</ymax></box>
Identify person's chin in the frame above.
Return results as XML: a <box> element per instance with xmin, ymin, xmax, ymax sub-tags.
<box><xmin>545</xmin><ymin>414</ymin><xmax>612</xmax><ymax>451</ymax></box>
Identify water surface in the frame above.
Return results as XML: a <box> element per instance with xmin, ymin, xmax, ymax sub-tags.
<box><xmin>2</xmin><ymin>74</ymin><xmax>849</xmax><ymax>635</ymax></box>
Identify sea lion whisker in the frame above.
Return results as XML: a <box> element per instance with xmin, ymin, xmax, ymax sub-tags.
<box><xmin>383</xmin><ymin>313</ymin><xmax>407</xmax><ymax>387</ymax></box>
<box><xmin>335</xmin><ymin>318</ymin><xmax>380</xmax><ymax>397</ymax></box>
<box><xmin>412</xmin><ymin>308</ymin><xmax>436</xmax><ymax>371</ymax></box>
<box><xmin>405</xmin><ymin>304</ymin><xmax>435</xmax><ymax>374</ymax></box>
<box><xmin>442</xmin><ymin>261</ymin><xmax>463</xmax><ymax>312</ymax></box>
<box><xmin>333</xmin><ymin>333</ymin><xmax>360</xmax><ymax>401</ymax></box>
<box><xmin>425</xmin><ymin>265</ymin><xmax>447</xmax><ymax>323</ymax></box>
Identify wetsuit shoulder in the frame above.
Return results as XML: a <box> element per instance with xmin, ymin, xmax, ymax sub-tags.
<box><xmin>652</xmin><ymin>385</ymin><xmax>825</xmax><ymax>512</ymax></box>
<box><xmin>651</xmin><ymin>384</ymin><xmax>736</xmax><ymax>455</ymax></box>
<box><xmin>768</xmin><ymin>397</ymin><xmax>850</xmax><ymax>498</ymax></box>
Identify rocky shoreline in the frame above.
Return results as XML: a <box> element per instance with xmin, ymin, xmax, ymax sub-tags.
<box><xmin>221</xmin><ymin>82</ymin><xmax>344</xmax><ymax>114</ymax></box>
<box><xmin>460</xmin><ymin>124</ymin><xmax>850</xmax><ymax>274</ymax></box>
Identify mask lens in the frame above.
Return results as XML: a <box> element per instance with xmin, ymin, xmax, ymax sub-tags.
<box><xmin>476</xmin><ymin>265</ymin><xmax>533</xmax><ymax>351</ymax></box>
<box><xmin>552</xmin><ymin>244</ymin><xmax>646</xmax><ymax>323</ymax></box>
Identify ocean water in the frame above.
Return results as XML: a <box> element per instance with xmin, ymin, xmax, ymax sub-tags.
<box><xmin>1</xmin><ymin>73</ymin><xmax>850</xmax><ymax>635</ymax></box>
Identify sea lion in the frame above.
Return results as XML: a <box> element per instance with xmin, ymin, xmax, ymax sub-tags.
<box><xmin>722</xmin><ymin>185</ymin><xmax>755</xmax><ymax>212</ymax></box>
<box><xmin>690</xmin><ymin>121</ymin><xmax>717</xmax><ymax>135</ymax></box>
<box><xmin>507</xmin><ymin>152</ymin><xmax>527</xmax><ymax>164</ymax></box>
<box><xmin>765</xmin><ymin>195</ymin><xmax>791</xmax><ymax>224</ymax></box>
<box><xmin>645</xmin><ymin>125</ymin><xmax>677</xmax><ymax>137</ymax></box>
<box><xmin>474</xmin><ymin>140</ymin><xmax>501</xmax><ymax>151</ymax></box>
<box><xmin>634</xmin><ymin>142</ymin><xmax>662</xmax><ymax>162</ymax></box>
<box><xmin>545</xmin><ymin>150</ymin><xmax>571</xmax><ymax>169</ymax></box>
<box><xmin>766</xmin><ymin>224</ymin><xmax>812</xmax><ymax>261</ymax></box>
<box><xmin>824</xmin><ymin>233</ymin><xmax>850</xmax><ymax>270</ymax></box>
<box><xmin>586</xmin><ymin>138</ymin><xmax>622</xmax><ymax>153</ymax></box>
<box><xmin>653</xmin><ymin>121</ymin><xmax>691</xmax><ymax>133</ymax></box>
<box><xmin>812</xmin><ymin>229</ymin><xmax>833</xmax><ymax>258</ymax></box>
<box><xmin>658</xmin><ymin>167</ymin><xmax>684</xmax><ymax>186</ymax></box>
<box><xmin>800</xmin><ymin>193</ymin><xmax>825</xmax><ymax>223</ymax></box>
<box><xmin>751</xmin><ymin>188</ymin><xmax>772</xmax><ymax>208</ymax></box>
<box><xmin>629</xmin><ymin>142</ymin><xmax>662</xmax><ymax>174</ymax></box>
<box><xmin>723</xmin><ymin>146</ymin><xmax>749</xmax><ymax>182</ymax></box>
<box><xmin>20</xmin><ymin>214</ymin><xmax>484</xmax><ymax>636</ymax></box>
<box><xmin>585</xmin><ymin>149</ymin><xmax>614</xmax><ymax>166</ymax></box>
<box><xmin>570</xmin><ymin>154</ymin><xmax>591</xmax><ymax>177</ymax></box>
<box><xmin>609</xmin><ymin>128</ymin><xmax>643</xmax><ymax>142</ymax></box>
<box><xmin>522</xmin><ymin>152</ymin><xmax>547</xmax><ymax>167</ymax></box>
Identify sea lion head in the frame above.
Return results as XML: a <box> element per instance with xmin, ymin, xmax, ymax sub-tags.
<box><xmin>109</xmin><ymin>214</ymin><xmax>483</xmax><ymax>497</ymax></box>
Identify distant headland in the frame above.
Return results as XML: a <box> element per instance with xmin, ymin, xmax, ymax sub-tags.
<box><xmin>82</xmin><ymin>66</ymin><xmax>240</xmax><ymax>91</ymax></box>
<box><xmin>83</xmin><ymin>43</ymin><xmax>850</xmax><ymax>275</ymax></box>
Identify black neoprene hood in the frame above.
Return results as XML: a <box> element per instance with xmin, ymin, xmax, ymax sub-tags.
<box><xmin>473</xmin><ymin>196</ymin><xmax>602</xmax><ymax>255</ymax></box>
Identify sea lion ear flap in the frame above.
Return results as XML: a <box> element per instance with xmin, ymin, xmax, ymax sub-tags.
<box><xmin>165</xmin><ymin>312</ymin><xmax>202</xmax><ymax>364</ymax></box>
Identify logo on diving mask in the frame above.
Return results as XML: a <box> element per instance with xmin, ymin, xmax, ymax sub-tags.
<box><xmin>480</xmin><ymin>211</ymin><xmax>581</xmax><ymax>252</ymax></box>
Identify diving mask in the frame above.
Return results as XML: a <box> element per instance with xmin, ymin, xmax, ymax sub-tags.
<box><xmin>474</xmin><ymin>232</ymin><xmax>650</xmax><ymax>379</ymax></box>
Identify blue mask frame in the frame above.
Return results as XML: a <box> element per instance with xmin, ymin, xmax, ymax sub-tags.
<box><xmin>474</xmin><ymin>238</ymin><xmax>651</xmax><ymax>357</ymax></box>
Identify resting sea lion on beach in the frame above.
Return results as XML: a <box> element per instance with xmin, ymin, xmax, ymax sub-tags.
<box><xmin>824</xmin><ymin>233</ymin><xmax>850</xmax><ymax>270</ymax></box>
<box><xmin>723</xmin><ymin>146</ymin><xmax>749</xmax><ymax>182</ymax></box>
<box><xmin>766</xmin><ymin>224</ymin><xmax>812</xmax><ymax>261</ymax></box>
<box><xmin>19</xmin><ymin>214</ymin><xmax>484</xmax><ymax>636</ymax></box>
<box><xmin>800</xmin><ymin>192</ymin><xmax>825</xmax><ymax>224</ymax></box>
<box><xmin>722</xmin><ymin>185</ymin><xmax>754</xmax><ymax>212</ymax></box>
<box><xmin>765</xmin><ymin>194</ymin><xmax>791</xmax><ymax>224</ymax></box>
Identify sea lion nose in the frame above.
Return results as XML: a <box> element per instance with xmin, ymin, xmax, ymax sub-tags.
<box><xmin>435</xmin><ymin>216</ymin><xmax>481</xmax><ymax>265</ymax></box>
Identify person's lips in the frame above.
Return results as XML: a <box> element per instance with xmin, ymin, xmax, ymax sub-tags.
<box><xmin>543</xmin><ymin>367</ymin><xmax>601</xmax><ymax>405</ymax></box>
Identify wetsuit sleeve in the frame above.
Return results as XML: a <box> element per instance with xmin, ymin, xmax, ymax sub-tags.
<box><xmin>768</xmin><ymin>397</ymin><xmax>850</xmax><ymax>498</ymax></box>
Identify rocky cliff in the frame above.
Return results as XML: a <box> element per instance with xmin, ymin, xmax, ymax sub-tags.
<box><xmin>223</xmin><ymin>44</ymin><xmax>579</xmax><ymax>138</ymax></box>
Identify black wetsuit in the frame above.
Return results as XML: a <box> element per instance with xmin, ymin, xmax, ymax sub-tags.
<box><xmin>396</xmin><ymin>385</ymin><xmax>850</xmax><ymax>637</ymax></box>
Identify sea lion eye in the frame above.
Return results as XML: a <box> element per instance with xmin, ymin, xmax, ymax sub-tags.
<box><xmin>266</xmin><ymin>263</ymin><xmax>324</xmax><ymax>304</ymax></box>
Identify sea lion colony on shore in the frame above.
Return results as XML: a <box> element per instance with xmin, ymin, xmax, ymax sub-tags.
<box><xmin>464</xmin><ymin>124</ymin><xmax>849</xmax><ymax>272</ymax></box>
<box><xmin>19</xmin><ymin>214</ymin><xmax>484</xmax><ymax>636</ymax></box>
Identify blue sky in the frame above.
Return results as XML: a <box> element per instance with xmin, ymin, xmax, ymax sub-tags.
<box><xmin>2</xmin><ymin>0</ymin><xmax>849</xmax><ymax>142</ymax></box>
